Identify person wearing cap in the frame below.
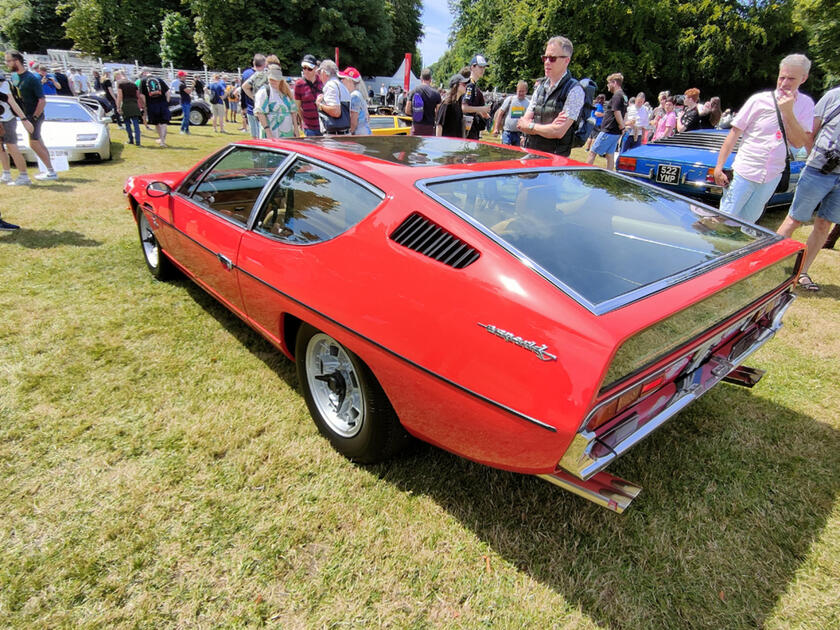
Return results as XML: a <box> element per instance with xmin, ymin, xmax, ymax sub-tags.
<box><xmin>174</xmin><ymin>70</ymin><xmax>192</xmax><ymax>134</ymax></box>
<box><xmin>518</xmin><ymin>36</ymin><xmax>585</xmax><ymax>158</ymax></box>
<box><xmin>406</xmin><ymin>68</ymin><xmax>441</xmax><ymax>136</ymax></box>
<box><xmin>254</xmin><ymin>64</ymin><xmax>299</xmax><ymax>139</ymax></box>
<box><xmin>340</xmin><ymin>67</ymin><xmax>371</xmax><ymax>135</ymax></box>
<box><xmin>294</xmin><ymin>54</ymin><xmax>323</xmax><ymax>137</ymax></box>
<box><xmin>316</xmin><ymin>60</ymin><xmax>351</xmax><ymax>135</ymax></box>
<box><xmin>436</xmin><ymin>74</ymin><xmax>468</xmax><ymax>138</ymax></box>
<box><xmin>462</xmin><ymin>55</ymin><xmax>491</xmax><ymax>139</ymax></box>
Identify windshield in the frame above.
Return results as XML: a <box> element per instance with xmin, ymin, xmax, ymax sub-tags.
<box><xmin>424</xmin><ymin>169</ymin><xmax>774</xmax><ymax>307</ymax></box>
<box><xmin>45</xmin><ymin>101</ymin><xmax>95</xmax><ymax>123</ymax></box>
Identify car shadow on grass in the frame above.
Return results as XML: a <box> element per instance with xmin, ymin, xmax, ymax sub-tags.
<box><xmin>372</xmin><ymin>386</ymin><xmax>840</xmax><ymax>630</ymax></box>
<box><xmin>164</xmin><ymin>276</ymin><xmax>839</xmax><ymax>629</ymax></box>
<box><xmin>0</xmin><ymin>229</ymin><xmax>101</xmax><ymax>248</ymax></box>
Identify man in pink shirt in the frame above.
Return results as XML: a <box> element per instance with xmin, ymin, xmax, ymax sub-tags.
<box><xmin>714</xmin><ymin>54</ymin><xmax>814</xmax><ymax>223</ymax></box>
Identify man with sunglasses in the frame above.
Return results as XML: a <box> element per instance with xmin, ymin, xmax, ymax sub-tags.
<box><xmin>517</xmin><ymin>36</ymin><xmax>584</xmax><ymax>158</ymax></box>
<box><xmin>294</xmin><ymin>54</ymin><xmax>323</xmax><ymax>137</ymax></box>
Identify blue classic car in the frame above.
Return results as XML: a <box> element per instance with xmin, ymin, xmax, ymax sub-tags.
<box><xmin>616</xmin><ymin>130</ymin><xmax>805</xmax><ymax>208</ymax></box>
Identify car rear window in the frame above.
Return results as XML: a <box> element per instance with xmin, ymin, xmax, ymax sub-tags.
<box><xmin>44</xmin><ymin>101</ymin><xmax>94</xmax><ymax>122</ymax></box>
<box><xmin>424</xmin><ymin>169</ymin><xmax>775</xmax><ymax>308</ymax></box>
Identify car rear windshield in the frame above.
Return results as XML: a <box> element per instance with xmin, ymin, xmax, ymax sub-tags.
<box><xmin>424</xmin><ymin>169</ymin><xmax>775</xmax><ymax>308</ymax></box>
<box><xmin>45</xmin><ymin>101</ymin><xmax>94</xmax><ymax>123</ymax></box>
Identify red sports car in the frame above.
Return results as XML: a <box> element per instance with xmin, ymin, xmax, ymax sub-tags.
<box><xmin>125</xmin><ymin>136</ymin><xmax>803</xmax><ymax>512</ymax></box>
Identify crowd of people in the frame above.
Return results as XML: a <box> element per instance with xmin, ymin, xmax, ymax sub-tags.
<box><xmin>1</xmin><ymin>44</ymin><xmax>838</xmax><ymax>280</ymax></box>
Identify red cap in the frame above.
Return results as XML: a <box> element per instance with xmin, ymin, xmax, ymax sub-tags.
<box><xmin>177</xmin><ymin>70</ymin><xmax>187</xmax><ymax>78</ymax></box>
<box><xmin>339</xmin><ymin>66</ymin><xmax>361</xmax><ymax>81</ymax></box>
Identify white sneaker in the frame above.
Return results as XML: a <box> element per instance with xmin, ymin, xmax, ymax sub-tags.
<box><xmin>34</xmin><ymin>171</ymin><xmax>58</xmax><ymax>181</ymax></box>
<box><xmin>8</xmin><ymin>174</ymin><xmax>32</xmax><ymax>186</ymax></box>
<box><xmin>0</xmin><ymin>172</ymin><xmax>11</xmax><ymax>183</ymax></box>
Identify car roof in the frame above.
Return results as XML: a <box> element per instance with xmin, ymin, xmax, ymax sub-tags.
<box><xmin>233</xmin><ymin>136</ymin><xmax>568</xmax><ymax>181</ymax></box>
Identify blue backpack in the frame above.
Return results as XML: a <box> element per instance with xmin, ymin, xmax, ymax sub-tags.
<box><xmin>412</xmin><ymin>91</ymin><xmax>424</xmax><ymax>123</ymax></box>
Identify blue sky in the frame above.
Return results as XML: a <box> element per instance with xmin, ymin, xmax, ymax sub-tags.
<box><xmin>418</xmin><ymin>0</ymin><xmax>453</xmax><ymax>67</ymax></box>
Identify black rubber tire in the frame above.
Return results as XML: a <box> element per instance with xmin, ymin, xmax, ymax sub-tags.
<box><xmin>295</xmin><ymin>323</ymin><xmax>410</xmax><ymax>463</ymax></box>
<box><xmin>136</xmin><ymin>209</ymin><xmax>174</xmax><ymax>281</ymax></box>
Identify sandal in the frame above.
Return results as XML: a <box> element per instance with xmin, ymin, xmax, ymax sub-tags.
<box><xmin>797</xmin><ymin>273</ymin><xmax>820</xmax><ymax>292</ymax></box>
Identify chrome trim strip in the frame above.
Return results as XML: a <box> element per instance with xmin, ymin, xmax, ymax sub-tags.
<box><xmin>559</xmin><ymin>292</ymin><xmax>795</xmax><ymax>479</ymax></box>
<box><xmin>417</xmin><ymin>167</ymin><xmax>781</xmax><ymax>316</ymax></box>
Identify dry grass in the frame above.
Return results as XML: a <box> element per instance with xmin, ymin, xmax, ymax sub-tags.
<box><xmin>0</xmin><ymin>126</ymin><xmax>838</xmax><ymax>629</ymax></box>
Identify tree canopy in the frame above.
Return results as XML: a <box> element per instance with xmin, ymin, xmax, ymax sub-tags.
<box><xmin>0</xmin><ymin>0</ymin><xmax>424</xmax><ymax>76</ymax></box>
<box><xmin>433</xmin><ymin>0</ymin><xmax>835</xmax><ymax>106</ymax></box>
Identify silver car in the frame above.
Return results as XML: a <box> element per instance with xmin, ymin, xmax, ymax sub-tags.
<box><xmin>17</xmin><ymin>95</ymin><xmax>111</xmax><ymax>163</ymax></box>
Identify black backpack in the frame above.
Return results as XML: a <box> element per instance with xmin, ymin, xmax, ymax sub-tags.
<box><xmin>571</xmin><ymin>77</ymin><xmax>598</xmax><ymax>147</ymax></box>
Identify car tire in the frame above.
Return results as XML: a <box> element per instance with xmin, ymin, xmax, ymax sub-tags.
<box><xmin>189</xmin><ymin>108</ymin><xmax>205</xmax><ymax>126</ymax></box>
<box><xmin>137</xmin><ymin>209</ymin><xmax>174</xmax><ymax>280</ymax></box>
<box><xmin>295</xmin><ymin>323</ymin><xmax>410</xmax><ymax>463</ymax></box>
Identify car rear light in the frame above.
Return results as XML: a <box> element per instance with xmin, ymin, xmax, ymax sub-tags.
<box><xmin>617</xmin><ymin>157</ymin><xmax>636</xmax><ymax>171</ymax></box>
<box><xmin>76</xmin><ymin>133</ymin><xmax>98</xmax><ymax>141</ymax></box>
<box><xmin>587</xmin><ymin>355</ymin><xmax>692</xmax><ymax>431</ymax></box>
<box><xmin>705</xmin><ymin>168</ymin><xmax>715</xmax><ymax>183</ymax></box>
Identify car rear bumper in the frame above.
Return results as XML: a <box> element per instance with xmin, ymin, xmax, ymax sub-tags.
<box><xmin>558</xmin><ymin>291</ymin><xmax>795</xmax><ymax>480</ymax></box>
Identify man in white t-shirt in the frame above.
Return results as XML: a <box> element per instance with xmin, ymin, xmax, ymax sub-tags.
<box><xmin>315</xmin><ymin>60</ymin><xmax>350</xmax><ymax>135</ymax></box>
<box><xmin>493</xmin><ymin>80</ymin><xmax>530</xmax><ymax>146</ymax></box>
<box><xmin>70</xmin><ymin>68</ymin><xmax>89</xmax><ymax>95</ymax></box>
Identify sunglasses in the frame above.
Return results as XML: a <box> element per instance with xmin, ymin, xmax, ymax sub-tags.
<box><xmin>541</xmin><ymin>55</ymin><xmax>569</xmax><ymax>63</ymax></box>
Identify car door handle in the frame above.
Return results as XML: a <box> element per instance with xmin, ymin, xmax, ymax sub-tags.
<box><xmin>216</xmin><ymin>253</ymin><xmax>233</xmax><ymax>270</ymax></box>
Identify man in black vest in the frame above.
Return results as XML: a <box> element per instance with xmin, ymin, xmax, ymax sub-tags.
<box><xmin>518</xmin><ymin>36</ymin><xmax>584</xmax><ymax>158</ymax></box>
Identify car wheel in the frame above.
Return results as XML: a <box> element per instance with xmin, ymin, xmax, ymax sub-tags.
<box><xmin>189</xmin><ymin>108</ymin><xmax>205</xmax><ymax>126</ymax></box>
<box><xmin>137</xmin><ymin>210</ymin><xmax>173</xmax><ymax>280</ymax></box>
<box><xmin>295</xmin><ymin>323</ymin><xmax>410</xmax><ymax>463</ymax></box>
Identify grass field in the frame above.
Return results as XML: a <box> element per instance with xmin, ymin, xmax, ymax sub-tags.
<box><xmin>1</xmin><ymin>125</ymin><xmax>838</xmax><ymax>629</ymax></box>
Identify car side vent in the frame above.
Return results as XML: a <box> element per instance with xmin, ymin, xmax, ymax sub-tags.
<box><xmin>390</xmin><ymin>213</ymin><xmax>480</xmax><ymax>269</ymax></box>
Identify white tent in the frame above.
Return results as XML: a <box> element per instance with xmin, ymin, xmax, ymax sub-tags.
<box><xmin>369</xmin><ymin>58</ymin><xmax>420</xmax><ymax>93</ymax></box>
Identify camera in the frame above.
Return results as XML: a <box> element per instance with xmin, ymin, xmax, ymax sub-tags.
<box><xmin>820</xmin><ymin>148</ymin><xmax>840</xmax><ymax>174</ymax></box>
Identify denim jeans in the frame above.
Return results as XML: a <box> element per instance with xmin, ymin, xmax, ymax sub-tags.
<box><xmin>180</xmin><ymin>102</ymin><xmax>191</xmax><ymax>133</ymax></box>
<box><xmin>304</xmin><ymin>128</ymin><xmax>323</xmax><ymax>137</ymax></box>
<box><xmin>501</xmin><ymin>130</ymin><xmax>522</xmax><ymax>146</ymax></box>
<box><xmin>719</xmin><ymin>171</ymin><xmax>782</xmax><ymax>223</ymax></box>
<box><xmin>125</xmin><ymin>116</ymin><xmax>141</xmax><ymax>145</ymax></box>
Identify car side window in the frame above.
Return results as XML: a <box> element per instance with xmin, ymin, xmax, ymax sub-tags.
<box><xmin>254</xmin><ymin>159</ymin><xmax>382</xmax><ymax>244</ymax></box>
<box><xmin>190</xmin><ymin>148</ymin><xmax>287</xmax><ymax>225</ymax></box>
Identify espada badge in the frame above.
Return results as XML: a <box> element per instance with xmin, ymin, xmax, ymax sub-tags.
<box><xmin>477</xmin><ymin>323</ymin><xmax>558</xmax><ymax>362</ymax></box>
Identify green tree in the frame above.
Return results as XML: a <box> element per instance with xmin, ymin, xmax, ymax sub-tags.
<box><xmin>386</xmin><ymin>0</ymin><xmax>423</xmax><ymax>74</ymax></box>
<box><xmin>160</xmin><ymin>11</ymin><xmax>200</xmax><ymax>68</ymax></box>
<box><xmin>59</xmin><ymin>0</ymin><xmax>181</xmax><ymax>63</ymax></box>
<box><xmin>793</xmin><ymin>0</ymin><xmax>840</xmax><ymax>87</ymax></box>
<box><xmin>0</xmin><ymin>0</ymin><xmax>71</xmax><ymax>52</ymax></box>
<box><xmin>189</xmin><ymin>0</ymin><xmax>402</xmax><ymax>75</ymax></box>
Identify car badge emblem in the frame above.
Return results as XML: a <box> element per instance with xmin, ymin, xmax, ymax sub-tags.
<box><xmin>477</xmin><ymin>323</ymin><xmax>557</xmax><ymax>361</ymax></box>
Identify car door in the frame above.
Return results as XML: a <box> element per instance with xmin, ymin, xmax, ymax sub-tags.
<box><xmin>237</xmin><ymin>158</ymin><xmax>385</xmax><ymax>349</ymax></box>
<box><xmin>168</xmin><ymin>146</ymin><xmax>289</xmax><ymax>313</ymax></box>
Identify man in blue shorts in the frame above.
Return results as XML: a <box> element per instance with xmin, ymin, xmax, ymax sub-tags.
<box><xmin>776</xmin><ymin>84</ymin><xmax>840</xmax><ymax>292</ymax></box>
<box><xmin>586</xmin><ymin>72</ymin><xmax>626</xmax><ymax>170</ymax></box>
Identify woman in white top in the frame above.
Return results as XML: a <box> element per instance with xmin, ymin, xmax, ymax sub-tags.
<box><xmin>254</xmin><ymin>64</ymin><xmax>300</xmax><ymax>138</ymax></box>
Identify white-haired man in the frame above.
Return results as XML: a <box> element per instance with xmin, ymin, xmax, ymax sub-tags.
<box><xmin>315</xmin><ymin>60</ymin><xmax>351</xmax><ymax>135</ymax></box>
<box><xmin>714</xmin><ymin>54</ymin><xmax>814</xmax><ymax>223</ymax></box>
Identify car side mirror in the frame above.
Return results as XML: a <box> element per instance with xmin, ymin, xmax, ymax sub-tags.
<box><xmin>146</xmin><ymin>182</ymin><xmax>172</xmax><ymax>197</ymax></box>
<box><xmin>100</xmin><ymin>116</ymin><xmax>111</xmax><ymax>124</ymax></box>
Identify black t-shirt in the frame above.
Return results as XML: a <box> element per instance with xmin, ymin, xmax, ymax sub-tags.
<box><xmin>141</xmin><ymin>77</ymin><xmax>169</xmax><ymax>104</ymax></box>
<box><xmin>409</xmin><ymin>84</ymin><xmax>441</xmax><ymax>127</ymax></box>
<box><xmin>436</xmin><ymin>99</ymin><xmax>463</xmax><ymax>138</ymax></box>
<box><xmin>54</xmin><ymin>72</ymin><xmax>73</xmax><ymax>96</ymax></box>
<box><xmin>101</xmin><ymin>78</ymin><xmax>115</xmax><ymax>103</ymax></box>
<box><xmin>193</xmin><ymin>79</ymin><xmax>205</xmax><ymax>99</ymax></box>
<box><xmin>602</xmin><ymin>89</ymin><xmax>627</xmax><ymax>134</ymax></box>
<box><xmin>462</xmin><ymin>80</ymin><xmax>485</xmax><ymax>139</ymax></box>
<box><xmin>178</xmin><ymin>81</ymin><xmax>191</xmax><ymax>105</ymax></box>
<box><xmin>681</xmin><ymin>106</ymin><xmax>701</xmax><ymax>131</ymax></box>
